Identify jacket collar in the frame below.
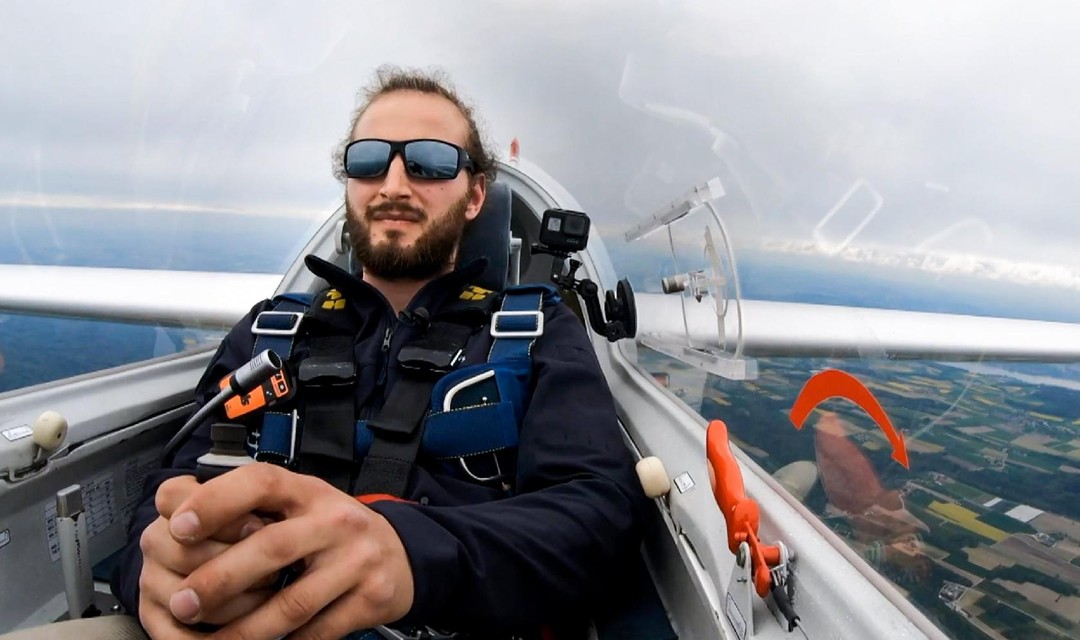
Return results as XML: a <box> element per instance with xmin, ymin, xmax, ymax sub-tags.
<box><xmin>303</xmin><ymin>254</ymin><xmax>490</xmax><ymax>317</ymax></box>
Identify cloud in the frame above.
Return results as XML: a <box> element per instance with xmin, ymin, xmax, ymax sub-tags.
<box><xmin>0</xmin><ymin>193</ymin><xmax>327</xmax><ymax>218</ymax></box>
<box><xmin>2</xmin><ymin>0</ymin><xmax>1079</xmax><ymax>276</ymax></box>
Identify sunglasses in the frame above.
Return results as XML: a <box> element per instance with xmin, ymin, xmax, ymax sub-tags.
<box><xmin>344</xmin><ymin>138</ymin><xmax>476</xmax><ymax>180</ymax></box>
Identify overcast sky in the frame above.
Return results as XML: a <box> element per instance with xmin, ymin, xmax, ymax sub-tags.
<box><xmin>2</xmin><ymin>0</ymin><xmax>1080</xmax><ymax>272</ymax></box>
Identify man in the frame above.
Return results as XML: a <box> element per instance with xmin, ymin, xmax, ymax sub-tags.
<box><xmin>112</xmin><ymin>66</ymin><xmax>648</xmax><ymax>639</ymax></box>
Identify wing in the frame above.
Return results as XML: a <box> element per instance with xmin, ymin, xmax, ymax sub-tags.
<box><xmin>637</xmin><ymin>294</ymin><xmax>1080</xmax><ymax>363</ymax></box>
<box><xmin>0</xmin><ymin>265</ymin><xmax>280</xmax><ymax>329</ymax></box>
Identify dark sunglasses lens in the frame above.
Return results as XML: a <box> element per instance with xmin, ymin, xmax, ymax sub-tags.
<box><xmin>404</xmin><ymin>140</ymin><xmax>461</xmax><ymax>179</ymax></box>
<box><xmin>345</xmin><ymin>140</ymin><xmax>392</xmax><ymax>178</ymax></box>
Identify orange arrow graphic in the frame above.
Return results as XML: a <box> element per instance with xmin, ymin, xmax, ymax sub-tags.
<box><xmin>789</xmin><ymin>369</ymin><xmax>910</xmax><ymax>469</ymax></box>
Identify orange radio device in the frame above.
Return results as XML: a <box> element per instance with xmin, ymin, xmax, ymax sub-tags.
<box><xmin>219</xmin><ymin>367</ymin><xmax>294</xmax><ymax>419</ymax></box>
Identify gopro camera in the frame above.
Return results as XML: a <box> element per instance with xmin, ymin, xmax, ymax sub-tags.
<box><xmin>539</xmin><ymin>208</ymin><xmax>590</xmax><ymax>253</ymax></box>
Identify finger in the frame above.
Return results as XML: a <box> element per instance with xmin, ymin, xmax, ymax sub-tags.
<box><xmin>210</xmin><ymin>513</ymin><xmax>267</xmax><ymax>545</ymax></box>
<box><xmin>139</xmin><ymin>550</ymin><xmax>186</xmax><ymax>608</ymax></box>
<box><xmin>175</xmin><ymin>518</ymin><xmax>323</xmax><ymax>623</ymax></box>
<box><xmin>144</xmin><ymin>514</ymin><xmax>268</xmax><ymax>576</ymax></box>
<box><xmin>210</xmin><ymin>566</ymin><xmax>362</xmax><ymax>640</ymax></box>
<box><xmin>285</xmin><ymin>588</ymin><xmax>374</xmax><ymax>640</ymax></box>
<box><xmin>165</xmin><ymin>508</ymin><xmax>266</xmax><ymax>547</ymax></box>
<box><xmin>156</xmin><ymin>474</ymin><xmax>200</xmax><ymax>518</ymax></box>
<box><xmin>149</xmin><ymin>533</ymin><xmax>231</xmax><ymax>576</ymax></box>
<box><xmin>140</xmin><ymin>601</ymin><xmax>211</xmax><ymax>640</ymax></box>
<box><xmin>199</xmin><ymin>588</ymin><xmax>276</xmax><ymax>626</ymax></box>
<box><xmin>170</xmin><ymin>464</ymin><xmax>313</xmax><ymax>543</ymax></box>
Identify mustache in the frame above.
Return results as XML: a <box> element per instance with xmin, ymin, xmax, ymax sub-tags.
<box><xmin>366</xmin><ymin>201</ymin><xmax>426</xmax><ymax>222</ymax></box>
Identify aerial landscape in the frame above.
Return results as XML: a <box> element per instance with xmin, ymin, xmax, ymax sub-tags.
<box><xmin>643</xmin><ymin>348</ymin><xmax>1080</xmax><ymax>640</ymax></box>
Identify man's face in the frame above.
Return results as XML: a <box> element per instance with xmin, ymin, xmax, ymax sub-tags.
<box><xmin>345</xmin><ymin>91</ymin><xmax>485</xmax><ymax>281</ymax></box>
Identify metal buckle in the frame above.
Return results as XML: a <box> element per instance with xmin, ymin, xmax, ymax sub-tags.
<box><xmin>298</xmin><ymin>357</ymin><xmax>356</xmax><ymax>386</ymax></box>
<box><xmin>251</xmin><ymin>311</ymin><xmax>303</xmax><ymax>336</ymax></box>
<box><xmin>489</xmin><ymin>310</ymin><xmax>543</xmax><ymax>338</ymax></box>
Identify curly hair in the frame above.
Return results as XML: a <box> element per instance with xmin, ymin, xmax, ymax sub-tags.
<box><xmin>331</xmin><ymin>65</ymin><xmax>497</xmax><ymax>185</ymax></box>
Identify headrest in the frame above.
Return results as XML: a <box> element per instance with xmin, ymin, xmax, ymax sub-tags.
<box><xmin>457</xmin><ymin>180</ymin><xmax>511</xmax><ymax>292</ymax></box>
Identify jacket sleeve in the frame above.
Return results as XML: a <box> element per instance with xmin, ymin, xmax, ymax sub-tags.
<box><xmin>370</xmin><ymin>303</ymin><xmax>650</xmax><ymax>631</ymax></box>
<box><xmin>109</xmin><ymin>302</ymin><xmax>268</xmax><ymax>615</ymax></box>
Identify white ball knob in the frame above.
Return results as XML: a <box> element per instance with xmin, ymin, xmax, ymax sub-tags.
<box><xmin>636</xmin><ymin>456</ymin><xmax>671</xmax><ymax>498</ymax></box>
<box><xmin>33</xmin><ymin>411</ymin><xmax>68</xmax><ymax>452</ymax></box>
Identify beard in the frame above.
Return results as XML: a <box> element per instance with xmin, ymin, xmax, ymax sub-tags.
<box><xmin>346</xmin><ymin>191</ymin><xmax>471</xmax><ymax>281</ymax></box>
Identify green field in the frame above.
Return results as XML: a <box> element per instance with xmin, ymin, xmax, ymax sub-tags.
<box><xmin>949</xmin><ymin>481</ymin><xmax>992</xmax><ymax>502</ymax></box>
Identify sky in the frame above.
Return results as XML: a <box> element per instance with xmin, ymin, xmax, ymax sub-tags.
<box><xmin>2</xmin><ymin>0</ymin><xmax>1080</xmax><ymax>281</ymax></box>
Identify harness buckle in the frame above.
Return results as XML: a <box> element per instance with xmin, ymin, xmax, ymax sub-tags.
<box><xmin>251</xmin><ymin>311</ymin><xmax>304</xmax><ymax>336</ymax></box>
<box><xmin>490</xmin><ymin>310</ymin><xmax>544</xmax><ymax>339</ymax></box>
<box><xmin>298</xmin><ymin>357</ymin><xmax>356</xmax><ymax>386</ymax></box>
<box><xmin>398</xmin><ymin>345</ymin><xmax>464</xmax><ymax>374</ymax></box>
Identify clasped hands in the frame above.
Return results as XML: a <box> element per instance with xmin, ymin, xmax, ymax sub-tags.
<box><xmin>138</xmin><ymin>463</ymin><xmax>415</xmax><ymax>639</ymax></box>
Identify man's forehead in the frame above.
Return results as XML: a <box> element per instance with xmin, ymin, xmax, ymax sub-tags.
<box><xmin>352</xmin><ymin>91</ymin><xmax>470</xmax><ymax>145</ymax></box>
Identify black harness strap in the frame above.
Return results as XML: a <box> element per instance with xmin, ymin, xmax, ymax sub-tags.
<box><xmin>354</xmin><ymin>319</ymin><xmax>475</xmax><ymax>497</ymax></box>
<box><xmin>293</xmin><ymin>290</ymin><xmax>364</xmax><ymax>492</ymax></box>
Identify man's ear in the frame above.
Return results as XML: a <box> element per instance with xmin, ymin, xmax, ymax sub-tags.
<box><xmin>464</xmin><ymin>174</ymin><xmax>486</xmax><ymax>222</ymax></box>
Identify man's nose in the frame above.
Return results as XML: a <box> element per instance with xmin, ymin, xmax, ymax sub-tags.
<box><xmin>379</xmin><ymin>155</ymin><xmax>413</xmax><ymax>200</ymax></box>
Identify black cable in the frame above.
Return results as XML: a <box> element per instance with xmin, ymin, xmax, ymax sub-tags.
<box><xmin>162</xmin><ymin>386</ymin><xmax>232</xmax><ymax>463</ymax></box>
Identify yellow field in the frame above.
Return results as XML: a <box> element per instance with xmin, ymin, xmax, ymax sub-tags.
<box><xmin>929</xmin><ymin>501</ymin><xmax>1009</xmax><ymax>542</ymax></box>
<box><xmin>1030</xmin><ymin>411</ymin><xmax>1063</xmax><ymax>422</ymax></box>
<box><xmin>906</xmin><ymin>439</ymin><xmax>946</xmax><ymax>454</ymax></box>
<box><xmin>704</xmin><ymin>389</ymin><xmax>731</xmax><ymax>406</ymax></box>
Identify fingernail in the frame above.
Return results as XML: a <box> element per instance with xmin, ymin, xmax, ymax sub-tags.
<box><xmin>240</xmin><ymin>520</ymin><xmax>264</xmax><ymax>539</ymax></box>
<box><xmin>169</xmin><ymin>588</ymin><xmax>201</xmax><ymax>622</ymax></box>
<box><xmin>170</xmin><ymin>511</ymin><xmax>199</xmax><ymax>541</ymax></box>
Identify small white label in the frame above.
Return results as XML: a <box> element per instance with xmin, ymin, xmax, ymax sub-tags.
<box><xmin>674</xmin><ymin>472</ymin><xmax>696</xmax><ymax>493</ymax></box>
<box><xmin>726</xmin><ymin>592</ymin><xmax>747</xmax><ymax>640</ymax></box>
<box><xmin>0</xmin><ymin>529</ymin><xmax>10</xmax><ymax>550</ymax></box>
<box><xmin>2</xmin><ymin>426</ymin><xmax>33</xmax><ymax>442</ymax></box>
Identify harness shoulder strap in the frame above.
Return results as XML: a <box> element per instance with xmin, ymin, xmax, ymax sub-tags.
<box><xmin>250</xmin><ymin>292</ymin><xmax>313</xmax><ymax>360</ymax></box>
<box><xmin>293</xmin><ymin>288</ymin><xmax>364</xmax><ymax>491</ymax></box>
<box><xmin>252</xmin><ymin>288</ymin><xmax>363</xmax><ymax>491</ymax></box>
<box><xmin>488</xmin><ymin>284</ymin><xmax>558</xmax><ymax>364</ymax></box>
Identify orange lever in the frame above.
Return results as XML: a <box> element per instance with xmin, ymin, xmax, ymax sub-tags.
<box><xmin>706</xmin><ymin>419</ymin><xmax>778</xmax><ymax>597</ymax></box>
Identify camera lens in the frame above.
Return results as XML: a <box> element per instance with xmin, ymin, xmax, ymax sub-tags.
<box><xmin>564</xmin><ymin>216</ymin><xmax>587</xmax><ymax>235</ymax></box>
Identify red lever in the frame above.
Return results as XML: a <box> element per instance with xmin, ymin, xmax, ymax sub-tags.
<box><xmin>706</xmin><ymin>419</ymin><xmax>780</xmax><ymax>597</ymax></box>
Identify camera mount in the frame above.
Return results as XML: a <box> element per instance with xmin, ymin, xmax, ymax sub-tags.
<box><xmin>532</xmin><ymin>209</ymin><xmax>636</xmax><ymax>342</ymax></box>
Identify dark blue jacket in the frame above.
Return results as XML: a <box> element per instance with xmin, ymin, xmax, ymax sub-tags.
<box><xmin>111</xmin><ymin>255</ymin><xmax>649</xmax><ymax>633</ymax></box>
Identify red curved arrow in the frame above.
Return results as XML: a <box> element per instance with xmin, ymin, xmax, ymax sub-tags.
<box><xmin>789</xmin><ymin>369</ymin><xmax>909</xmax><ymax>469</ymax></box>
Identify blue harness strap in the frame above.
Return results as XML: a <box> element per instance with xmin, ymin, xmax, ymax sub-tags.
<box><xmin>489</xmin><ymin>285</ymin><xmax>556</xmax><ymax>362</ymax></box>
<box><xmin>243</xmin><ymin>294</ymin><xmax>312</xmax><ymax>461</ymax></box>
<box><xmin>250</xmin><ymin>293</ymin><xmax>312</xmax><ymax>359</ymax></box>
